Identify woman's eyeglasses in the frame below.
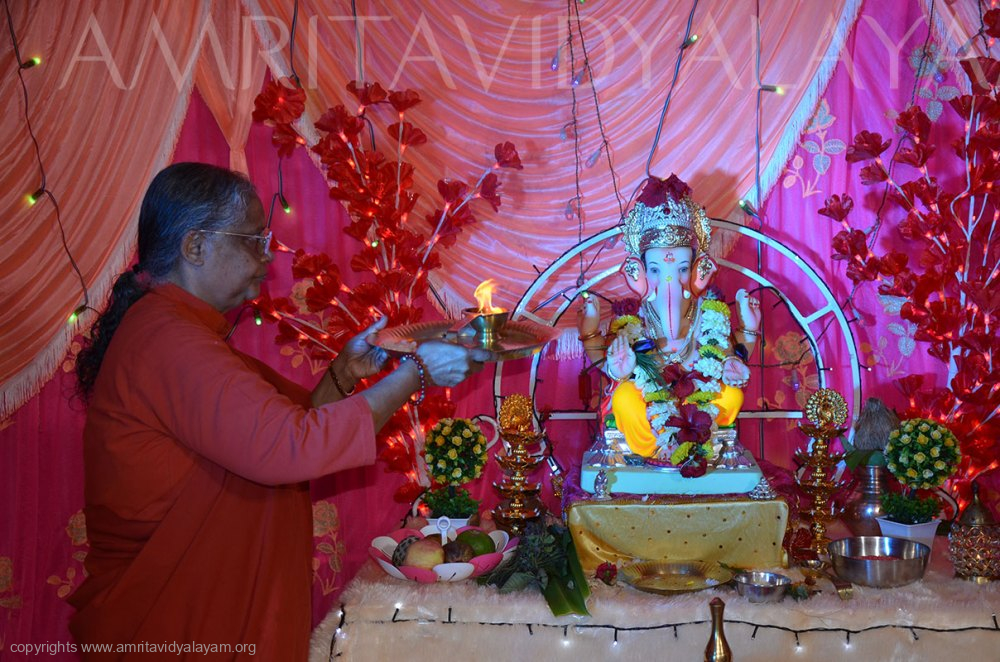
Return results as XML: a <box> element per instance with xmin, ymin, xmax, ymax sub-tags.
<box><xmin>199</xmin><ymin>229</ymin><xmax>273</xmax><ymax>257</ymax></box>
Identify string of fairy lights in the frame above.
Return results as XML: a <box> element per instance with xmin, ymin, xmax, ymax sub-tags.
<box><xmin>4</xmin><ymin>0</ymin><xmax>90</xmax><ymax>325</ymax></box>
<box><xmin>324</xmin><ymin>603</ymin><xmax>1000</xmax><ymax>658</ymax></box>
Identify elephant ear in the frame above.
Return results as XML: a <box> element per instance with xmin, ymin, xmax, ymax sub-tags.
<box><xmin>691</xmin><ymin>255</ymin><xmax>717</xmax><ymax>296</ymax></box>
<box><xmin>620</xmin><ymin>256</ymin><xmax>648</xmax><ymax>299</ymax></box>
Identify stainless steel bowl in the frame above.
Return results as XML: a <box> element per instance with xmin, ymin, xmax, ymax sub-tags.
<box><xmin>733</xmin><ymin>571</ymin><xmax>792</xmax><ymax>603</ymax></box>
<box><xmin>828</xmin><ymin>536</ymin><xmax>929</xmax><ymax>588</ymax></box>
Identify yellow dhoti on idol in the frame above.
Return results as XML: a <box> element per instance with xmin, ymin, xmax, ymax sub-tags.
<box><xmin>611</xmin><ymin>380</ymin><xmax>746</xmax><ymax>457</ymax></box>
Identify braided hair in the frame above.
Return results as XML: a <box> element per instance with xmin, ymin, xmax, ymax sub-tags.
<box><xmin>75</xmin><ymin>163</ymin><xmax>257</xmax><ymax>399</ymax></box>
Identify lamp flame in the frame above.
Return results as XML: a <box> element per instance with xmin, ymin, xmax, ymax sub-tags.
<box><xmin>474</xmin><ymin>279</ymin><xmax>504</xmax><ymax>314</ymax></box>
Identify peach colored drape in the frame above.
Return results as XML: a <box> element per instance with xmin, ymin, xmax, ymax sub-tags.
<box><xmin>246</xmin><ymin>0</ymin><xmax>858</xmax><ymax>314</ymax></box>
<box><xmin>195</xmin><ymin>0</ymin><xmax>267</xmax><ymax>174</ymax></box>
<box><xmin>0</xmin><ymin>0</ymin><xmax>211</xmax><ymax>417</ymax></box>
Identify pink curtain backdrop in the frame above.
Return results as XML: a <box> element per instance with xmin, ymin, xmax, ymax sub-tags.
<box><xmin>2</xmin><ymin>0</ymin><xmax>996</xmax><ymax>658</ymax></box>
<box><xmin>247</xmin><ymin>0</ymin><xmax>859</xmax><ymax>314</ymax></box>
<box><xmin>0</xmin><ymin>1</ymin><xmax>211</xmax><ymax>418</ymax></box>
<box><xmin>194</xmin><ymin>0</ymin><xmax>267</xmax><ymax>174</ymax></box>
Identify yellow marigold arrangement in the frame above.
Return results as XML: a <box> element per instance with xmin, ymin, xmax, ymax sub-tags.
<box><xmin>884</xmin><ymin>418</ymin><xmax>961</xmax><ymax>490</ymax></box>
<box><xmin>423</xmin><ymin>417</ymin><xmax>489</xmax><ymax>486</ymax></box>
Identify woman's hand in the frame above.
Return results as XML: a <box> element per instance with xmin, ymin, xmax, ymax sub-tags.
<box><xmin>415</xmin><ymin>341</ymin><xmax>488</xmax><ymax>387</ymax></box>
<box><xmin>340</xmin><ymin>317</ymin><xmax>390</xmax><ymax>381</ymax></box>
<box><xmin>606</xmin><ymin>334</ymin><xmax>637</xmax><ymax>380</ymax></box>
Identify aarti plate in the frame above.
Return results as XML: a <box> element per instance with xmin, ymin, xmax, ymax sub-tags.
<box><xmin>371</xmin><ymin>319</ymin><xmax>559</xmax><ymax>362</ymax></box>
<box><xmin>620</xmin><ymin>561</ymin><xmax>733</xmax><ymax>595</ymax></box>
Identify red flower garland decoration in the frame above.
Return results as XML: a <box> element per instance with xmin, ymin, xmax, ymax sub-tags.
<box><xmin>252</xmin><ymin>78</ymin><xmax>523</xmax><ymax>502</ymax></box>
<box><xmin>822</xmin><ymin>58</ymin><xmax>1000</xmax><ymax>503</ymax></box>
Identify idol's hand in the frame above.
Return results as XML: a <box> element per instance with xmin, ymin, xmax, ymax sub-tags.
<box><xmin>721</xmin><ymin>356</ymin><xmax>750</xmax><ymax>388</ymax></box>
<box><xmin>606</xmin><ymin>334</ymin><xmax>637</xmax><ymax>381</ymax></box>
<box><xmin>342</xmin><ymin>316</ymin><xmax>390</xmax><ymax>380</ymax></box>
<box><xmin>735</xmin><ymin>289</ymin><xmax>762</xmax><ymax>333</ymax></box>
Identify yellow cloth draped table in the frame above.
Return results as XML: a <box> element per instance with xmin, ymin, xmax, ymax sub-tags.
<box><xmin>567</xmin><ymin>496</ymin><xmax>788</xmax><ymax>573</ymax></box>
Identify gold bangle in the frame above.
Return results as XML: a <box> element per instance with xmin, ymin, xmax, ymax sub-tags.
<box><xmin>578</xmin><ymin>330</ymin><xmax>602</xmax><ymax>342</ymax></box>
<box><xmin>739</xmin><ymin>327</ymin><xmax>760</xmax><ymax>337</ymax></box>
<box><xmin>328</xmin><ymin>361</ymin><xmax>356</xmax><ymax>398</ymax></box>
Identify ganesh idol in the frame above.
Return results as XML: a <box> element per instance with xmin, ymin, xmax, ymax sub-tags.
<box><xmin>578</xmin><ymin>174</ymin><xmax>763</xmax><ymax>472</ymax></box>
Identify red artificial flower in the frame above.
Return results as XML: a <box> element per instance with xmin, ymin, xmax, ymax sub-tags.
<box><xmin>895</xmin><ymin>374</ymin><xmax>926</xmax><ymax>399</ymax></box>
<box><xmin>595</xmin><ymin>562</ymin><xmax>618</xmax><ymax>586</ymax></box>
<box><xmin>830</xmin><ymin>228</ymin><xmax>867</xmax><ymax>261</ymax></box>
<box><xmin>859</xmin><ymin>163</ymin><xmax>888</xmax><ymax>185</ymax></box>
<box><xmin>346</xmin><ymin>80</ymin><xmax>388</xmax><ymax>107</ymax></box>
<box><xmin>388</xmin><ymin>89</ymin><xmax>421</xmax><ymax>113</ymax></box>
<box><xmin>315</xmin><ymin>105</ymin><xmax>365</xmax><ymax>138</ymax></box>
<box><xmin>878</xmin><ymin>270</ymin><xmax>916</xmax><ymax>297</ymax></box>
<box><xmin>437</xmin><ymin>179</ymin><xmax>469</xmax><ymax>204</ymax></box>
<box><xmin>304</xmin><ymin>274</ymin><xmax>345</xmax><ymax>312</ymax></box>
<box><xmin>893</xmin><ymin>143</ymin><xmax>935</xmax><ymax>168</ymax></box>
<box><xmin>378</xmin><ymin>442</ymin><xmax>414</xmax><ymax>474</ymax></box>
<box><xmin>895</xmin><ymin>106</ymin><xmax>932</xmax><ymax>143</ymax></box>
<box><xmin>394</xmin><ymin>480</ymin><xmax>425</xmax><ymax>504</ymax></box>
<box><xmin>291</xmin><ymin>250</ymin><xmax>337</xmax><ymax>280</ymax></box>
<box><xmin>845</xmin><ymin>130</ymin><xmax>891</xmax><ymax>162</ymax></box>
<box><xmin>898</xmin><ymin>178</ymin><xmax>939</xmax><ymax>208</ymax></box>
<box><xmin>985</xmin><ymin>8</ymin><xmax>1000</xmax><ymax>38</ymax></box>
<box><xmin>679</xmin><ymin>454</ymin><xmax>709</xmax><ymax>478</ymax></box>
<box><xmin>660</xmin><ymin>364</ymin><xmax>700</xmax><ymax>402</ymax></box>
<box><xmin>960</xmin><ymin>57</ymin><xmax>1000</xmax><ymax>94</ymax></box>
<box><xmin>949</xmin><ymin>94</ymin><xmax>1000</xmax><ymax>122</ymax></box>
<box><xmin>494</xmin><ymin>141</ymin><xmax>523</xmax><ymax>169</ymax></box>
<box><xmin>817</xmin><ymin>194</ymin><xmax>854</xmax><ymax>222</ymax></box>
<box><xmin>478</xmin><ymin>173</ymin><xmax>501</xmax><ymax>211</ymax></box>
<box><xmin>252</xmin><ymin>80</ymin><xmax>306</xmax><ymax>125</ymax></box>
<box><xmin>875</xmin><ymin>251</ymin><xmax>908</xmax><ymax>276</ymax></box>
<box><xmin>611</xmin><ymin>297</ymin><xmax>641</xmax><ymax>316</ymax></box>
<box><xmin>386</xmin><ymin>121</ymin><xmax>427</xmax><ymax>147</ymax></box>
<box><xmin>665</xmin><ymin>403</ymin><xmax>713</xmax><ymax>445</ymax></box>
<box><xmin>272</xmin><ymin>123</ymin><xmax>304</xmax><ymax>157</ymax></box>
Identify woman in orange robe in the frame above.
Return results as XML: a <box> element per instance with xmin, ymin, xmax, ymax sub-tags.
<box><xmin>70</xmin><ymin>163</ymin><xmax>484</xmax><ymax>660</ymax></box>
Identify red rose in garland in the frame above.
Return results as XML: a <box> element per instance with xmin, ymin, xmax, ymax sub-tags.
<box><xmin>826</xmin><ymin>59</ymin><xmax>1000</xmax><ymax>505</ymax></box>
<box><xmin>252</xmin><ymin>80</ymin><xmax>523</xmax><ymax>502</ymax></box>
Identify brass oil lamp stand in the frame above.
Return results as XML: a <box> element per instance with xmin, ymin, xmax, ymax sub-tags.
<box><xmin>492</xmin><ymin>395</ymin><xmax>545</xmax><ymax>536</ymax></box>
<box><xmin>795</xmin><ymin>389</ymin><xmax>849</xmax><ymax>558</ymax></box>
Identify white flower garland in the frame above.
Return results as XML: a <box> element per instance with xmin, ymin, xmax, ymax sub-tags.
<box><xmin>612</xmin><ymin>297</ymin><xmax>732</xmax><ymax>461</ymax></box>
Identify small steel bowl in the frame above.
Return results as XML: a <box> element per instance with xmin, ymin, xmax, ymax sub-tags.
<box><xmin>733</xmin><ymin>571</ymin><xmax>792</xmax><ymax>603</ymax></box>
<box><xmin>828</xmin><ymin>536</ymin><xmax>929</xmax><ymax>588</ymax></box>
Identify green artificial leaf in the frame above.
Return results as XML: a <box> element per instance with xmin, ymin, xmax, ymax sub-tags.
<box><xmin>500</xmin><ymin>571</ymin><xmax>537</xmax><ymax>593</ymax></box>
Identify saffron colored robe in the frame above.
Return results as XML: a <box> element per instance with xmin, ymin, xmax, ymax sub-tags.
<box><xmin>69</xmin><ymin>284</ymin><xmax>376</xmax><ymax>660</ymax></box>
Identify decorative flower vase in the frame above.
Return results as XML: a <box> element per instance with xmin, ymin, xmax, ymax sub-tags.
<box><xmin>876</xmin><ymin>517</ymin><xmax>940</xmax><ymax>557</ymax></box>
<box><xmin>842</xmin><ymin>465</ymin><xmax>888</xmax><ymax>536</ymax></box>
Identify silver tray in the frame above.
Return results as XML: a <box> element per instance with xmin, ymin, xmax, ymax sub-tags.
<box><xmin>371</xmin><ymin>319</ymin><xmax>559</xmax><ymax>362</ymax></box>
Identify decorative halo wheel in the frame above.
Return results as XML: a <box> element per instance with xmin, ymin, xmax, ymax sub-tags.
<box><xmin>493</xmin><ymin>220</ymin><xmax>862</xmax><ymax>454</ymax></box>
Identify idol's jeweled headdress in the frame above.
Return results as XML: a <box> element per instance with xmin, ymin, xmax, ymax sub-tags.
<box><xmin>622</xmin><ymin>174</ymin><xmax>712</xmax><ymax>259</ymax></box>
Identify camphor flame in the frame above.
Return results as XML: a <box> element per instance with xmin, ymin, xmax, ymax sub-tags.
<box><xmin>474</xmin><ymin>279</ymin><xmax>504</xmax><ymax>314</ymax></box>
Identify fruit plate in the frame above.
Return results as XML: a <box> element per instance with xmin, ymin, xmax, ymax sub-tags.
<box><xmin>371</xmin><ymin>320</ymin><xmax>558</xmax><ymax>362</ymax></box>
<box><xmin>620</xmin><ymin>561</ymin><xmax>733</xmax><ymax>595</ymax></box>
<box><xmin>369</xmin><ymin>525</ymin><xmax>519</xmax><ymax>583</ymax></box>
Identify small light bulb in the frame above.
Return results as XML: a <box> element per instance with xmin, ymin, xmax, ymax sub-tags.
<box><xmin>550</xmin><ymin>47</ymin><xmax>560</xmax><ymax>71</ymax></box>
<box><xmin>682</xmin><ymin>34</ymin><xmax>699</xmax><ymax>49</ymax></box>
<box><xmin>27</xmin><ymin>187</ymin><xmax>44</xmax><ymax>205</ymax></box>
<box><xmin>67</xmin><ymin>304</ymin><xmax>86</xmax><ymax>324</ymax></box>
<box><xmin>571</xmin><ymin>68</ymin><xmax>584</xmax><ymax>86</ymax></box>
<box><xmin>20</xmin><ymin>56</ymin><xmax>41</xmax><ymax>69</ymax></box>
<box><xmin>586</xmin><ymin>146</ymin><xmax>603</xmax><ymax>168</ymax></box>
<box><xmin>581</xmin><ymin>291</ymin><xmax>590</xmax><ymax>300</ymax></box>
<box><xmin>254</xmin><ymin>310</ymin><xmax>263</xmax><ymax>326</ymax></box>
<box><xmin>370</xmin><ymin>240</ymin><xmax>379</xmax><ymax>248</ymax></box>
<box><xmin>280</xmin><ymin>195</ymin><xmax>291</xmax><ymax>214</ymax></box>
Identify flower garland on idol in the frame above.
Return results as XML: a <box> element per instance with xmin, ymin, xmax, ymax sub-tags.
<box><xmin>610</xmin><ymin>293</ymin><xmax>732</xmax><ymax>471</ymax></box>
